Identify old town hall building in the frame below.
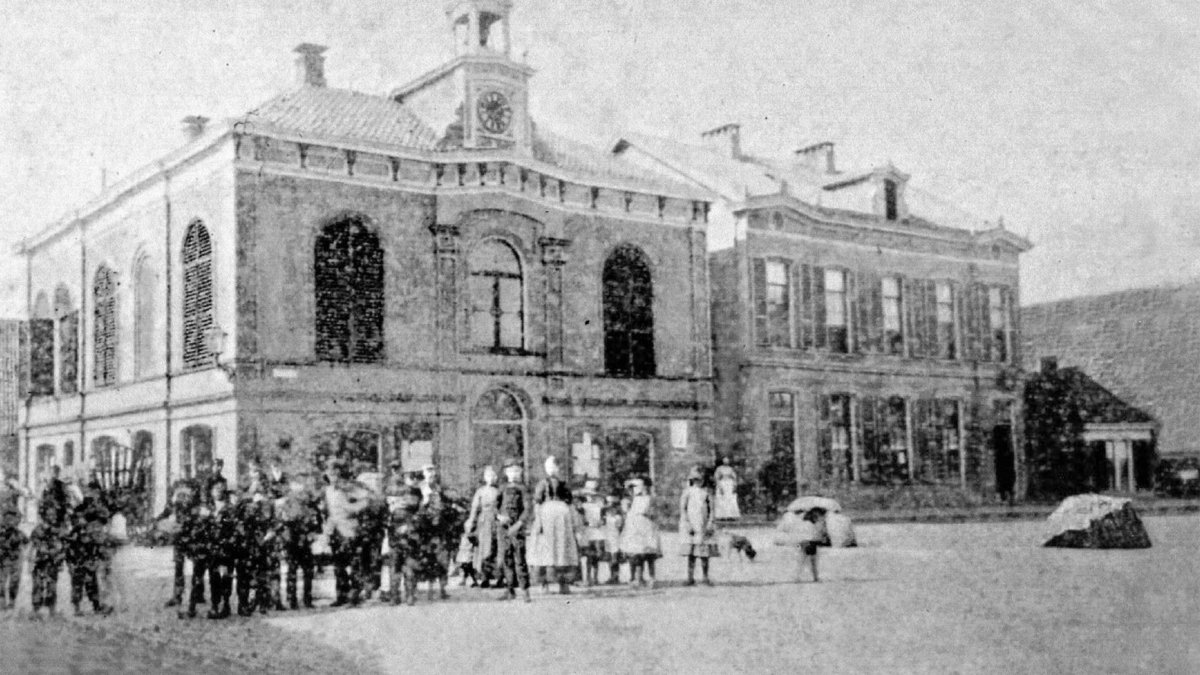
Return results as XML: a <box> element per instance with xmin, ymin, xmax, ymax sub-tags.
<box><xmin>15</xmin><ymin>0</ymin><xmax>714</xmax><ymax>516</ymax></box>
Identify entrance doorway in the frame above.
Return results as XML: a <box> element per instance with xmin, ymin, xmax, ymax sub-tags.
<box><xmin>601</xmin><ymin>430</ymin><xmax>653</xmax><ymax>495</ymax></box>
<box><xmin>992</xmin><ymin>423</ymin><xmax>1015</xmax><ymax>500</ymax></box>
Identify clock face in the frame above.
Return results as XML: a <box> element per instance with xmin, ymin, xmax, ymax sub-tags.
<box><xmin>477</xmin><ymin>91</ymin><xmax>513</xmax><ymax>135</ymax></box>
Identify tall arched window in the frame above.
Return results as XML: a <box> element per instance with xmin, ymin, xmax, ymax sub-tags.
<box><xmin>469</xmin><ymin>239</ymin><xmax>523</xmax><ymax>351</ymax></box>
<box><xmin>182</xmin><ymin>221</ymin><xmax>214</xmax><ymax>370</ymax></box>
<box><xmin>54</xmin><ymin>285</ymin><xmax>79</xmax><ymax>394</ymax></box>
<box><xmin>134</xmin><ymin>256</ymin><xmax>158</xmax><ymax>377</ymax></box>
<box><xmin>603</xmin><ymin>245</ymin><xmax>655</xmax><ymax>377</ymax></box>
<box><xmin>93</xmin><ymin>265</ymin><xmax>118</xmax><ymax>386</ymax></box>
<box><xmin>471</xmin><ymin>388</ymin><xmax>526</xmax><ymax>480</ymax></box>
<box><xmin>314</xmin><ymin>215</ymin><xmax>384</xmax><ymax>363</ymax></box>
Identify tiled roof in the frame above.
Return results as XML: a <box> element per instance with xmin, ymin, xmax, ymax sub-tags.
<box><xmin>613</xmin><ymin>133</ymin><xmax>994</xmax><ymax>232</ymax></box>
<box><xmin>237</xmin><ymin>86</ymin><xmax>441</xmax><ymax>151</ymax></box>
<box><xmin>1022</xmin><ymin>282</ymin><xmax>1200</xmax><ymax>453</ymax></box>
<box><xmin>531</xmin><ymin>127</ymin><xmax>701</xmax><ymax>196</ymax></box>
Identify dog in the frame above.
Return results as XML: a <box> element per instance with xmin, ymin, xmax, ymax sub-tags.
<box><xmin>724</xmin><ymin>533</ymin><xmax>757</xmax><ymax>561</ymax></box>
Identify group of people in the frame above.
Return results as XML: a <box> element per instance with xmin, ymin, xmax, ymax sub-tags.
<box><xmin>0</xmin><ymin>465</ymin><xmax>130</xmax><ymax>618</ymax></box>
<box><xmin>161</xmin><ymin>456</ymin><xmax>469</xmax><ymax>619</ymax></box>
<box><xmin>0</xmin><ymin>452</ymin><xmax>749</xmax><ymax>620</ymax></box>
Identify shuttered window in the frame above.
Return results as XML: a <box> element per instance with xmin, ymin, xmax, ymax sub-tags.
<box><xmin>315</xmin><ymin>215</ymin><xmax>386</xmax><ymax>363</ymax></box>
<box><xmin>93</xmin><ymin>265</ymin><xmax>117</xmax><ymax>386</ymax></box>
<box><xmin>29</xmin><ymin>318</ymin><xmax>55</xmax><ymax>396</ymax></box>
<box><xmin>54</xmin><ymin>287</ymin><xmax>78</xmax><ymax>394</ymax></box>
<box><xmin>182</xmin><ymin>221</ymin><xmax>214</xmax><ymax>370</ymax></box>
<box><xmin>859</xmin><ymin>396</ymin><xmax>910</xmax><ymax>484</ymax></box>
<box><xmin>882</xmin><ymin>277</ymin><xmax>904</xmax><ymax>355</ymax></box>
<box><xmin>752</xmin><ymin>259</ymin><xmax>792</xmax><ymax>348</ymax></box>
<box><xmin>914</xmin><ymin>399</ymin><xmax>962</xmax><ymax>482</ymax></box>
<box><xmin>824</xmin><ymin>269</ymin><xmax>849</xmax><ymax>353</ymax></box>
<box><xmin>989</xmin><ymin>286</ymin><xmax>1012</xmax><ymax>363</ymax></box>
<box><xmin>817</xmin><ymin>393</ymin><xmax>854</xmax><ymax>482</ymax></box>
<box><xmin>935</xmin><ymin>282</ymin><xmax>957</xmax><ymax>360</ymax></box>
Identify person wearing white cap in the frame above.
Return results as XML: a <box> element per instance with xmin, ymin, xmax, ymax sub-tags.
<box><xmin>527</xmin><ymin>455</ymin><xmax>580</xmax><ymax>594</ymax></box>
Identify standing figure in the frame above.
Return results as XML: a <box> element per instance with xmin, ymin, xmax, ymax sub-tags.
<box><xmin>66</xmin><ymin>480</ymin><xmax>111</xmax><ymax>616</ymax></box>
<box><xmin>795</xmin><ymin>509</ymin><xmax>826</xmax><ymax>583</ymax></box>
<box><xmin>355</xmin><ymin>475</ymin><xmax>389</xmax><ymax>602</ymax></box>
<box><xmin>30</xmin><ymin>470</ymin><xmax>70</xmax><ymax>618</ymax></box>
<box><xmin>618</xmin><ymin>478</ymin><xmax>661</xmax><ymax>588</ymax></box>
<box><xmin>578</xmin><ymin>480</ymin><xmax>607</xmax><ymax>587</ymax></box>
<box><xmin>386</xmin><ymin>472</ymin><xmax>423</xmax><ymax>605</ymax></box>
<box><xmin>713</xmin><ymin>458</ymin><xmax>741</xmax><ymax>522</ymax></box>
<box><xmin>202</xmin><ymin>483</ymin><xmax>236</xmax><ymax>619</ymax></box>
<box><xmin>279</xmin><ymin>476</ymin><xmax>321</xmax><ymax>610</ymax></box>
<box><xmin>679</xmin><ymin>467</ymin><xmax>720</xmax><ymax>586</ymax></box>
<box><xmin>526</xmin><ymin>456</ymin><xmax>580</xmax><ymax>595</ymax></box>
<box><xmin>602</xmin><ymin>495</ymin><xmax>625</xmax><ymax>585</ymax></box>
<box><xmin>160</xmin><ymin>479</ymin><xmax>201</xmax><ymax>609</ymax></box>
<box><xmin>324</xmin><ymin>464</ymin><xmax>368</xmax><ymax>607</ymax></box>
<box><xmin>463</xmin><ymin>465</ymin><xmax>501</xmax><ymax>588</ymax></box>
<box><xmin>0</xmin><ymin>470</ymin><xmax>30</xmax><ymax>610</ymax></box>
<box><xmin>494</xmin><ymin>458</ymin><xmax>532</xmax><ymax>602</ymax></box>
<box><xmin>413</xmin><ymin>465</ymin><xmax>457</xmax><ymax>601</ymax></box>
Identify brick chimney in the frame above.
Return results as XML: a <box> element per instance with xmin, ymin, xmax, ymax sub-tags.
<box><xmin>701</xmin><ymin>123</ymin><xmax>742</xmax><ymax>160</ymax></box>
<box><xmin>796</xmin><ymin>141</ymin><xmax>836</xmax><ymax>174</ymax></box>
<box><xmin>294</xmin><ymin>43</ymin><xmax>328</xmax><ymax>87</ymax></box>
<box><xmin>181</xmin><ymin>115</ymin><xmax>210</xmax><ymax>141</ymax></box>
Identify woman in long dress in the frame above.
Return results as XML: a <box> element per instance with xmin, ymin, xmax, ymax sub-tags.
<box><xmin>526</xmin><ymin>456</ymin><xmax>579</xmax><ymax>594</ymax></box>
<box><xmin>618</xmin><ymin>477</ymin><xmax>661</xmax><ymax>588</ymax></box>
<box><xmin>463</xmin><ymin>465</ymin><xmax>501</xmax><ymax>588</ymax></box>
<box><xmin>678</xmin><ymin>467</ymin><xmax>719</xmax><ymax>586</ymax></box>
<box><xmin>713</xmin><ymin>458</ymin><xmax>741</xmax><ymax>521</ymax></box>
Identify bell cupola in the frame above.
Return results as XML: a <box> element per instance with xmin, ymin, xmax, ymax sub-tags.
<box><xmin>448</xmin><ymin>0</ymin><xmax>513</xmax><ymax>57</ymax></box>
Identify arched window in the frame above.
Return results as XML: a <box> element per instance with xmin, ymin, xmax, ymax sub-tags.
<box><xmin>93</xmin><ymin>265</ymin><xmax>118</xmax><ymax>386</ymax></box>
<box><xmin>314</xmin><ymin>215</ymin><xmax>384</xmax><ymax>363</ymax></box>
<box><xmin>180</xmin><ymin>424</ymin><xmax>213</xmax><ymax>480</ymax></box>
<box><xmin>471</xmin><ymin>388</ymin><xmax>526</xmax><ymax>479</ymax></box>
<box><xmin>55</xmin><ymin>285</ymin><xmax>79</xmax><ymax>394</ymax></box>
<box><xmin>468</xmin><ymin>239</ymin><xmax>523</xmax><ymax>351</ymax></box>
<box><xmin>134</xmin><ymin>256</ymin><xmax>158</xmax><ymax>377</ymax></box>
<box><xmin>91</xmin><ymin>436</ymin><xmax>119</xmax><ymax>490</ymax></box>
<box><xmin>182</xmin><ymin>221</ymin><xmax>214</xmax><ymax>370</ymax></box>
<box><xmin>35</xmin><ymin>444</ymin><xmax>56</xmax><ymax>481</ymax></box>
<box><xmin>603</xmin><ymin>245</ymin><xmax>655</xmax><ymax>377</ymax></box>
<box><xmin>63</xmin><ymin>440</ymin><xmax>75</xmax><ymax>468</ymax></box>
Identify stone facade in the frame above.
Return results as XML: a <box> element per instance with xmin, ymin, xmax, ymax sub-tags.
<box><xmin>15</xmin><ymin>3</ymin><xmax>713</xmax><ymax>517</ymax></box>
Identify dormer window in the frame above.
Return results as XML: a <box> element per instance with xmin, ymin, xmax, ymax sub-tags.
<box><xmin>884</xmin><ymin>179</ymin><xmax>899</xmax><ymax>221</ymax></box>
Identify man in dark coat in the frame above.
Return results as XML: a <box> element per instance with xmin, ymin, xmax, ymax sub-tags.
<box><xmin>386</xmin><ymin>471</ymin><xmax>423</xmax><ymax>605</ymax></box>
<box><xmin>199</xmin><ymin>482</ymin><xmax>235</xmax><ymax>619</ymax></box>
<box><xmin>0</xmin><ymin>471</ymin><xmax>29</xmax><ymax>610</ymax></box>
<box><xmin>66</xmin><ymin>480</ymin><xmax>112</xmax><ymax>616</ymax></box>
<box><xmin>31</xmin><ymin>472</ymin><xmax>70</xmax><ymax>618</ymax></box>
<box><xmin>495</xmin><ymin>458</ymin><xmax>532</xmax><ymax>602</ymax></box>
<box><xmin>161</xmin><ymin>479</ymin><xmax>202</xmax><ymax>609</ymax></box>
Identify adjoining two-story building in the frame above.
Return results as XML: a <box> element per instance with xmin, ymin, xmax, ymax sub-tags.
<box><xmin>614</xmin><ymin>128</ymin><xmax>1032</xmax><ymax>507</ymax></box>
<box><xmin>16</xmin><ymin>0</ymin><xmax>714</xmax><ymax>517</ymax></box>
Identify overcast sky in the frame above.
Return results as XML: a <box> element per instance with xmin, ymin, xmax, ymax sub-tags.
<box><xmin>2</xmin><ymin>0</ymin><xmax>1199</xmax><ymax>317</ymax></box>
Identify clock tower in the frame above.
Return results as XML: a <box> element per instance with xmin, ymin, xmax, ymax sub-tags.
<box><xmin>393</xmin><ymin>0</ymin><xmax>533</xmax><ymax>152</ymax></box>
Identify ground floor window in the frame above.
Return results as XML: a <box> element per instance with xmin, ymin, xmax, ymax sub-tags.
<box><xmin>600</xmin><ymin>430</ymin><xmax>653</xmax><ymax>496</ymax></box>
<box><xmin>859</xmin><ymin>396</ymin><xmax>910</xmax><ymax>484</ymax></box>
<box><xmin>818</xmin><ymin>393</ymin><xmax>853</xmax><ymax>482</ymax></box>
<box><xmin>915</xmin><ymin>399</ymin><xmax>962</xmax><ymax>482</ymax></box>
<box><xmin>180</xmin><ymin>425</ymin><xmax>213</xmax><ymax>481</ymax></box>
<box><xmin>764</xmin><ymin>392</ymin><xmax>799</xmax><ymax>509</ymax></box>
<box><xmin>394</xmin><ymin>422</ymin><xmax>436</xmax><ymax>475</ymax></box>
<box><xmin>471</xmin><ymin>389</ymin><xmax>526</xmax><ymax>481</ymax></box>
<box><xmin>35</xmin><ymin>444</ymin><xmax>56</xmax><ymax>482</ymax></box>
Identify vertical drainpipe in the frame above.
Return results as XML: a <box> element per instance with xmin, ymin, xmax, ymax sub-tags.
<box><xmin>79</xmin><ymin>218</ymin><xmax>87</xmax><ymax>464</ymax></box>
<box><xmin>162</xmin><ymin>162</ymin><xmax>174</xmax><ymax>489</ymax></box>
<box><xmin>22</xmin><ymin>247</ymin><xmax>31</xmax><ymax>490</ymax></box>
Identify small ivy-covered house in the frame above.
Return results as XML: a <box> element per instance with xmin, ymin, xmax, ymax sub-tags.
<box><xmin>1024</xmin><ymin>357</ymin><xmax>1158</xmax><ymax>499</ymax></box>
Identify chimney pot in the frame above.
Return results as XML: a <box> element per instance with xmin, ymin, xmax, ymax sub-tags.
<box><xmin>181</xmin><ymin>115</ymin><xmax>210</xmax><ymax>140</ymax></box>
<box><xmin>700</xmin><ymin>123</ymin><xmax>742</xmax><ymax>160</ymax></box>
<box><xmin>294</xmin><ymin>43</ymin><xmax>328</xmax><ymax>87</ymax></box>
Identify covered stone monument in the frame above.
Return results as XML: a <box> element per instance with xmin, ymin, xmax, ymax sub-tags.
<box><xmin>1043</xmin><ymin>494</ymin><xmax>1151</xmax><ymax>549</ymax></box>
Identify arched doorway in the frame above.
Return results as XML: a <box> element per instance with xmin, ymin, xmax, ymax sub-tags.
<box><xmin>180</xmin><ymin>425</ymin><xmax>214</xmax><ymax>481</ymax></box>
<box><xmin>471</xmin><ymin>389</ymin><xmax>526</xmax><ymax>484</ymax></box>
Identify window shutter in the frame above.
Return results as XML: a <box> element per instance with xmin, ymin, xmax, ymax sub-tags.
<box><xmin>812</xmin><ymin>265</ymin><xmax>827</xmax><ymax>349</ymax></box>
<box><xmin>913</xmin><ymin>399</ymin><xmax>931</xmax><ymax>481</ymax></box>
<box><xmin>846</xmin><ymin>270</ymin><xmax>859</xmax><ymax>353</ymax></box>
<box><xmin>978</xmin><ymin>284</ymin><xmax>993</xmax><ymax>362</ymax></box>
<box><xmin>899</xmin><ymin>275</ymin><xmax>914</xmax><ymax>358</ymax></box>
<box><xmin>29</xmin><ymin>318</ymin><xmax>55</xmax><ymax>396</ymax></box>
<box><xmin>752</xmin><ymin>258</ymin><xmax>768</xmax><ymax>348</ymax></box>
<box><xmin>855</xmin><ymin>271</ymin><xmax>877</xmax><ymax>354</ymax></box>
<box><xmin>816</xmin><ymin>392</ymin><xmax>831</xmax><ymax>480</ymax></box>
<box><xmin>1005</xmin><ymin>285</ymin><xmax>1018</xmax><ymax>364</ymax></box>
<box><xmin>59</xmin><ymin>311</ymin><xmax>79</xmax><ymax>394</ymax></box>
<box><xmin>868</xmin><ymin>274</ymin><xmax>883</xmax><ymax>353</ymax></box>
<box><xmin>963</xmin><ymin>283</ymin><xmax>981</xmax><ymax>361</ymax></box>
<box><xmin>798</xmin><ymin>263</ymin><xmax>814</xmax><ymax>349</ymax></box>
